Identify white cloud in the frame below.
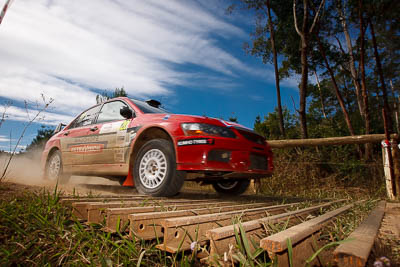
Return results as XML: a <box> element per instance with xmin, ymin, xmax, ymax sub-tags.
<box><xmin>281</xmin><ymin>76</ymin><xmax>301</xmax><ymax>89</ymax></box>
<box><xmin>5</xmin><ymin>105</ymin><xmax>74</xmax><ymax>126</ymax></box>
<box><xmin>0</xmin><ymin>0</ymin><xmax>254</xmax><ymax>123</ymax></box>
<box><xmin>249</xmin><ymin>95</ymin><xmax>264</xmax><ymax>101</ymax></box>
<box><xmin>0</xmin><ymin>135</ymin><xmax>12</xmax><ymax>142</ymax></box>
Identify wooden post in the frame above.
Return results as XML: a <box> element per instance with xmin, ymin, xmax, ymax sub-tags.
<box><xmin>382</xmin><ymin>109</ymin><xmax>397</xmax><ymax>199</ymax></box>
<box><xmin>267</xmin><ymin>134</ymin><xmax>399</xmax><ymax>148</ymax></box>
<box><xmin>382</xmin><ymin>142</ymin><xmax>396</xmax><ymax>200</ymax></box>
<box><xmin>390</xmin><ymin>140</ymin><xmax>400</xmax><ymax>200</ymax></box>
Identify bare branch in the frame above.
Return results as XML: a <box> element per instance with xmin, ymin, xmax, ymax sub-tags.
<box><xmin>0</xmin><ymin>101</ymin><xmax>11</xmax><ymax>129</ymax></box>
<box><xmin>24</xmin><ymin>100</ymin><xmax>30</xmax><ymax>121</ymax></box>
<box><xmin>314</xmin><ymin>71</ymin><xmax>327</xmax><ymax>119</ymax></box>
<box><xmin>334</xmin><ymin>36</ymin><xmax>352</xmax><ymax>75</ymax></box>
<box><xmin>290</xmin><ymin>95</ymin><xmax>300</xmax><ymax>114</ymax></box>
<box><xmin>335</xmin><ymin>36</ymin><xmax>346</xmax><ymax>54</ymax></box>
<box><xmin>1</xmin><ymin>96</ymin><xmax>53</xmax><ymax>181</ymax></box>
<box><xmin>293</xmin><ymin>0</ymin><xmax>303</xmax><ymax>37</ymax></box>
<box><xmin>309</xmin><ymin>0</ymin><xmax>326</xmax><ymax>34</ymax></box>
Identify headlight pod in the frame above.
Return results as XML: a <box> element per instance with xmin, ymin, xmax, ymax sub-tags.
<box><xmin>181</xmin><ymin>123</ymin><xmax>236</xmax><ymax>138</ymax></box>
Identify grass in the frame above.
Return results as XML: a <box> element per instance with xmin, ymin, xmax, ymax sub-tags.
<box><xmin>0</xmin><ymin>184</ymin><xmax>387</xmax><ymax>266</ymax></box>
<box><xmin>0</xmin><ymin>187</ymin><xmax>162</xmax><ymax>266</ymax></box>
<box><xmin>0</xmin><ymin>146</ymin><xmax>392</xmax><ymax>266</ymax></box>
<box><xmin>0</xmin><ymin>185</ymin><xmax>218</xmax><ymax>266</ymax></box>
<box><xmin>257</xmin><ymin>149</ymin><xmax>386</xmax><ymax>200</ymax></box>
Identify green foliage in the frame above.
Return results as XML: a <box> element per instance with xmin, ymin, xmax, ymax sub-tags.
<box><xmin>25</xmin><ymin>125</ymin><xmax>54</xmax><ymax>152</ymax></box>
<box><xmin>112</xmin><ymin>87</ymin><xmax>128</xmax><ymax>98</ymax></box>
<box><xmin>101</xmin><ymin>87</ymin><xmax>128</xmax><ymax>99</ymax></box>
<box><xmin>232</xmin><ymin>221</ymin><xmax>271</xmax><ymax>267</ymax></box>
<box><xmin>258</xmin><ymin>147</ymin><xmax>385</xmax><ymax>199</ymax></box>
<box><xmin>228</xmin><ymin>116</ymin><xmax>238</xmax><ymax>123</ymax></box>
<box><xmin>238</xmin><ymin>0</ymin><xmax>399</xmax><ymax>140</ymax></box>
<box><xmin>254</xmin><ymin>107</ymin><xmax>298</xmax><ymax>139</ymax></box>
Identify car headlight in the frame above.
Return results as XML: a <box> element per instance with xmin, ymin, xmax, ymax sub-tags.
<box><xmin>181</xmin><ymin>123</ymin><xmax>236</xmax><ymax>138</ymax></box>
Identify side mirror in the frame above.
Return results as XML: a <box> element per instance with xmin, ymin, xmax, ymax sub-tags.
<box><xmin>120</xmin><ymin>106</ymin><xmax>134</xmax><ymax>119</ymax></box>
<box><xmin>53</xmin><ymin>123</ymin><xmax>66</xmax><ymax>134</ymax></box>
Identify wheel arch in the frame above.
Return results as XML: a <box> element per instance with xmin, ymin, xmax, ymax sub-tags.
<box><xmin>129</xmin><ymin>126</ymin><xmax>175</xmax><ymax>170</ymax></box>
<box><xmin>45</xmin><ymin>146</ymin><xmax>61</xmax><ymax>166</ymax></box>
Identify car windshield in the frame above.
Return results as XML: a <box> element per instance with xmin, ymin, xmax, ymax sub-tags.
<box><xmin>131</xmin><ymin>99</ymin><xmax>169</xmax><ymax>114</ymax></box>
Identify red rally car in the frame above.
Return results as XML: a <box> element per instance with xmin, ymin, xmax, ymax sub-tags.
<box><xmin>41</xmin><ymin>97</ymin><xmax>273</xmax><ymax>196</ymax></box>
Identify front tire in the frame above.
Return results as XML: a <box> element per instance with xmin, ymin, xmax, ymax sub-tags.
<box><xmin>212</xmin><ymin>179</ymin><xmax>250</xmax><ymax>195</ymax></box>
<box><xmin>133</xmin><ymin>139</ymin><xmax>185</xmax><ymax>197</ymax></box>
<box><xmin>45</xmin><ymin>150</ymin><xmax>70</xmax><ymax>184</ymax></box>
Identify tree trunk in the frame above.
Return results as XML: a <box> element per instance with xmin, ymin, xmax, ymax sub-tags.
<box><xmin>369</xmin><ymin>16</ymin><xmax>392</xmax><ymax>132</ymax></box>
<box><xmin>314</xmin><ymin>72</ymin><xmax>327</xmax><ymax>119</ymax></box>
<box><xmin>293</xmin><ymin>0</ymin><xmax>325</xmax><ymax>139</ymax></box>
<box><xmin>390</xmin><ymin>80</ymin><xmax>400</xmax><ymax>133</ymax></box>
<box><xmin>299</xmin><ymin>33</ymin><xmax>309</xmax><ymax>139</ymax></box>
<box><xmin>295</xmin><ymin>0</ymin><xmax>310</xmax><ymax>139</ymax></box>
<box><xmin>317</xmin><ymin>37</ymin><xmax>355</xmax><ymax>136</ymax></box>
<box><xmin>359</xmin><ymin>0</ymin><xmax>372</xmax><ymax>159</ymax></box>
<box><xmin>338</xmin><ymin>1</ymin><xmax>364</xmax><ymax>117</ymax></box>
<box><xmin>266</xmin><ymin>0</ymin><xmax>286</xmax><ymax>138</ymax></box>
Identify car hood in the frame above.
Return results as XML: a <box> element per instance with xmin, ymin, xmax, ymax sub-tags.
<box><xmin>142</xmin><ymin>113</ymin><xmax>249</xmax><ymax>129</ymax></box>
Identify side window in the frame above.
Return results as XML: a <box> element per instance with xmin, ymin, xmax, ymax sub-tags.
<box><xmin>70</xmin><ymin>105</ymin><xmax>101</xmax><ymax>129</ymax></box>
<box><xmin>97</xmin><ymin>101</ymin><xmax>130</xmax><ymax>124</ymax></box>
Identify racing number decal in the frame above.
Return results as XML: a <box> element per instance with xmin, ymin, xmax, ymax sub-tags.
<box><xmin>115</xmin><ymin>120</ymin><xmax>130</xmax><ymax>162</ymax></box>
<box><xmin>119</xmin><ymin>120</ymin><xmax>129</xmax><ymax>131</ymax></box>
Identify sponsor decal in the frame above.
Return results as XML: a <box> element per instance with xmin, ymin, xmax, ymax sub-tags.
<box><xmin>99</xmin><ymin>121</ymin><xmax>126</xmax><ymax>134</ymax></box>
<box><xmin>74</xmin><ymin>135</ymin><xmax>99</xmax><ymax>143</ymax></box>
<box><xmin>114</xmin><ymin>148</ymin><xmax>125</xmax><ymax>162</ymax></box>
<box><xmin>116</xmin><ymin>130</ymin><xmax>127</xmax><ymax>147</ymax></box>
<box><xmin>126</xmin><ymin>126</ymin><xmax>141</xmax><ymax>143</ymax></box>
<box><xmin>70</xmin><ymin>143</ymin><xmax>105</xmax><ymax>154</ymax></box>
<box><xmin>119</xmin><ymin>120</ymin><xmax>129</xmax><ymax>130</ymax></box>
<box><xmin>177</xmin><ymin>138</ymin><xmax>214</xmax><ymax>146</ymax></box>
<box><xmin>163</xmin><ymin>114</ymin><xmax>170</xmax><ymax>120</ymax></box>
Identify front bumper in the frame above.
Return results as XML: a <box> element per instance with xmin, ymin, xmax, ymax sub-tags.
<box><xmin>175</xmin><ymin>136</ymin><xmax>273</xmax><ymax>177</ymax></box>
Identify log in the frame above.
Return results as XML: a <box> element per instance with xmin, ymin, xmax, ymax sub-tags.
<box><xmin>260</xmin><ymin>203</ymin><xmax>355</xmax><ymax>267</ymax></box>
<box><xmin>334</xmin><ymin>201</ymin><xmax>386</xmax><ymax>267</ymax></box>
<box><xmin>267</xmin><ymin>134</ymin><xmax>398</xmax><ymax>148</ymax></box>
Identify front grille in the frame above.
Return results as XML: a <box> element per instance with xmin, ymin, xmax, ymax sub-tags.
<box><xmin>208</xmin><ymin>150</ymin><xmax>231</xmax><ymax>163</ymax></box>
<box><xmin>236</xmin><ymin>128</ymin><xmax>265</xmax><ymax>145</ymax></box>
<box><xmin>250</xmin><ymin>153</ymin><xmax>268</xmax><ymax>170</ymax></box>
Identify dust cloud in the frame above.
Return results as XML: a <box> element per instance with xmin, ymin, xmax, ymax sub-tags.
<box><xmin>0</xmin><ymin>150</ymin><xmax>123</xmax><ymax>195</ymax></box>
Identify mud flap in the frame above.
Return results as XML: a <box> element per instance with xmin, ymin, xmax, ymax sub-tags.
<box><xmin>122</xmin><ymin>168</ymin><xmax>135</xmax><ymax>187</ymax></box>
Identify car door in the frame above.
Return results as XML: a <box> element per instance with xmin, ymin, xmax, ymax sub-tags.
<box><xmin>60</xmin><ymin>105</ymin><xmax>101</xmax><ymax>166</ymax></box>
<box><xmin>83</xmin><ymin>100</ymin><xmax>133</xmax><ymax>165</ymax></box>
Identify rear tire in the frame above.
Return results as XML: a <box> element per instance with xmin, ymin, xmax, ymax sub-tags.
<box><xmin>212</xmin><ymin>179</ymin><xmax>250</xmax><ymax>195</ymax></box>
<box><xmin>45</xmin><ymin>150</ymin><xmax>70</xmax><ymax>184</ymax></box>
<box><xmin>133</xmin><ymin>139</ymin><xmax>185</xmax><ymax>197</ymax></box>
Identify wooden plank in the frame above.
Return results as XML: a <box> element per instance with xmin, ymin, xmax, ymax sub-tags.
<box><xmin>260</xmin><ymin>203</ymin><xmax>355</xmax><ymax>267</ymax></box>
<box><xmin>72</xmin><ymin>198</ymin><xmax>218</xmax><ymax>221</ymax></box>
<box><xmin>128</xmin><ymin>202</ymin><xmax>277</xmax><ymax>240</ymax></box>
<box><xmin>156</xmin><ymin>203</ymin><xmax>297</xmax><ymax>253</ymax></box>
<box><xmin>61</xmin><ymin>196</ymin><xmax>154</xmax><ymax>205</ymax></box>
<box><xmin>261</xmin><ymin>203</ymin><xmax>355</xmax><ymax>252</ymax></box>
<box><xmin>205</xmin><ymin>200</ymin><xmax>346</xmax><ymax>262</ymax></box>
<box><xmin>270</xmin><ymin>233</ymin><xmax>322</xmax><ymax>267</ymax></box>
<box><xmin>268</xmin><ymin>134</ymin><xmax>398</xmax><ymax>148</ymax></box>
<box><xmin>104</xmin><ymin>201</ymin><xmax>237</xmax><ymax>232</ymax></box>
<box><xmin>72</xmin><ymin>201</ymin><xmax>140</xmax><ymax>220</ymax></box>
<box><xmin>334</xmin><ymin>201</ymin><xmax>386</xmax><ymax>267</ymax></box>
<box><xmin>86</xmin><ymin>199</ymin><xmax>224</xmax><ymax>223</ymax></box>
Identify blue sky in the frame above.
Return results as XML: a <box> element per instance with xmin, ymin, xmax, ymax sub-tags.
<box><xmin>0</xmin><ymin>0</ymin><xmax>300</xmax><ymax>152</ymax></box>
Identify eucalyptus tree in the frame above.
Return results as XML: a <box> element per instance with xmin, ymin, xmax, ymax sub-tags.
<box><xmin>232</xmin><ymin>0</ymin><xmax>286</xmax><ymax>138</ymax></box>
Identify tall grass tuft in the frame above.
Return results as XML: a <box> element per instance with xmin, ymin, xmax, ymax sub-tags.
<box><xmin>0</xmin><ymin>189</ymin><xmax>170</xmax><ymax>266</ymax></box>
